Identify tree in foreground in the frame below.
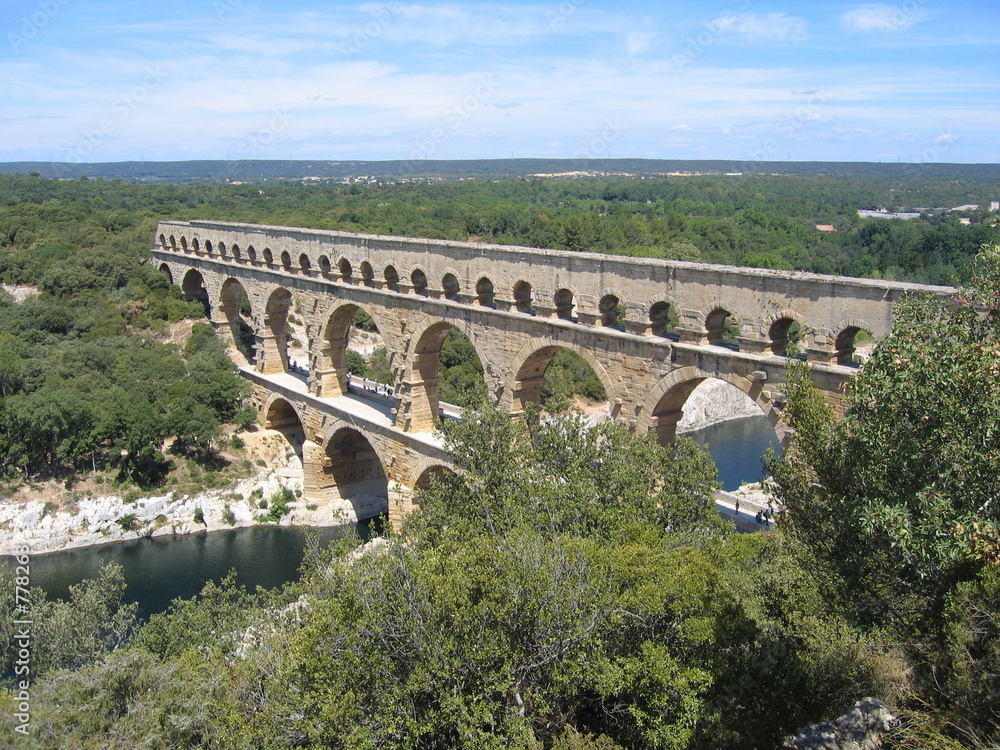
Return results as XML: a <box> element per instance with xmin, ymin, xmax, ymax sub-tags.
<box><xmin>767</xmin><ymin>244</ymin><xmax>1000</xmax><ymax>745</ymax></box>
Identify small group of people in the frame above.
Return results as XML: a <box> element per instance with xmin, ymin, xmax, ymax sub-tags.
<box><xmin>346</xmin><ymin>373</ymin><xmax>394</xmax><ymax>398</ymax></box>
<box><xmin>754</xmin><ymin>505</ymin><xmax>774</xmax><ymax>528</ymax></box>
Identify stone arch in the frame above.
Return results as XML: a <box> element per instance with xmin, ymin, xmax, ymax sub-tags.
<box><xmin>513</xmin><ymin>280</ymin><xmax>533</xmax><ymax>313</ymax></box>
<box><xmin>410</xmin><ymin>267</ymin><xmax>428</xmax><ymax>296</ymax></box>
<box><xmin>705</xmin><ymin>305</ymin><xmax>740</xmax><ymax>349</ymax></box>
<box><xmin>402</xmin><ymin>316</ymin><xmax>492</xmax><ymax>432</ymax></box>
<box><xmin>205</xmin><ymin>239</ymin><xmax>214</xmax><ymax>255</ymax></box>
<box><xmin>219</xmin><ymin>277</ymin><xmax>257</xmax><ymax>365</ymax></box>
<box><xmin>263</xmin><ymin>247</ymin><xmax>274</xmax><ymax>266</ymax></box>
<box><xmin>648</xmin><ymin>299</ymin><xmax>677</xmax><ymax>338</ymax></box>
<box><xmin>169</xmin><ymin>235</ymin><xmax>177</xmax><ymax>250</ymax></box>
<box><xmin>218</xmin><ymin>241</ymin><xmax>227</xmax><ymax>258</ymax></box>
<box><xmin>833</xmin><ymin>318</ymin><xmax>875</xmax><ymax>367</ymax></box>
<box><xmin>598</xmin><ymin>291</ymin><xmax>624</xmax><ymax>329</ymax></box>
<box><xmin>231</xmin><ymin>243</ymin><xmax>242</xmax><ymax>261</ymax></box>
<box><xmin>260</xmin><ymin>285</ymin><xmax>294</xmax><ymax>374</ymax></box>
<box><xmin>338</xmin><ymin>257</ymin><xmax>353</xmax><ymax>282</ymax></box>
<box><xmin>280</xmin><ymin>250</ymin><xmax>292</xmax><ymax>272</ymax></box>
<box><xmin>640</xmin><ymin>366</ymin><xmax>782</xmax><ymax>446</ymax></box>
<box><xmin>384</xmin><ymin>265</ymin><xmax>400</xmax><ymax>291</ymax></box>
<box><xmin>442</xmin><ymin>271</ymin><xmax>461</xmax><ymax>301</ymax></box>
<box><xmin>554</xmin><ymin>288</ymin><xmax>576</xmax><ymax>320</ymax></box>
<box><xmin>314</xmin><ymin>301</ymin><xmax>394</xmax><ymax>398</ymax></box>
<box><xmin>192</xmin><ymin>238</ymin><xmax>201</xmax><ymax>253</ymax></box>
<box><xmin>180</xmin><ymin>236</ymin><xmax>189</xmax><ymax>252</ymax></box>
<box><xmin>247</xmin><ymin>245</ymin><xmax>258</xmax><ymax>264</ymax></box>
<box><xmin>299</xmin><ymin>253</ymin><xmax>312</xmax><ymax>275</ymax></box>
<box><xmin>505</xmin><ymin>337</ymin><xmax>616</xmax><ymax>416</ymax></box>
<box><xmin>159</xmin><ymin>264</ymin><xmax>174</xmax><ymax>285</ymax></box>
<box><xmin>764</xmin><ymin>310</ymin><xmax>806</xmax><ymax>357</ymax></box>
<box><xmin>360</xmin><ymin>261</ymin><xmax>375</xmax><ymax>287</ymax></box>
<box><xmin>412</xmin><ymin>462</ymin><xmax>458</xmax><ymax>509</ymax></box>
<box><xmin>317</xmin><ymin>422</ymin><xmax>390</xmax><ymax>521</ymax></box>
<box><xmin>159</xmin><ymin>233</ymin><xmax>167</xmax><ymax>249</ymax></box>
<box><xmin>181</xmin><ymin>269</ymin><xmax>210</xmax><ymax>316</ymax></box>
<box><xmin>475</xmin><ymin>276</ymin><xmax>495</xmax><ymax>307</ymax></box>
<box><xmin>261</xmin><ymin>395</ymin><xmax>306</xmax><ymax>459</ymax></box>
<box><xmin>318</xmin><ymin>255</ymin><xmax>332</xmax><ymax>277</ymax></box>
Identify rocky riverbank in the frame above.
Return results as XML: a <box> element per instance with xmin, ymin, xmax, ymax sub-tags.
<box><xmin>0</xmin><ymin>469</ymin><xmax>360</xmax><ymax>556</ymax></box>
<box><xmin>677</xmin><ymin>379</ymin><xmax>763</xmax><ymax>433</ymax></box>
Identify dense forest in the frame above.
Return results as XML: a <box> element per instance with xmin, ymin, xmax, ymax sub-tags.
<box><xmin>0</xmin><ymin>169</ymin><xmax>999</xmax><ymax>748</ymax></box>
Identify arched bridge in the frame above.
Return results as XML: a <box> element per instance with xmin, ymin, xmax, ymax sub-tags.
<box><xmin>152</xmin><ymin>219</ymin><xmax>955</xmax><ymax>527</ymax></box>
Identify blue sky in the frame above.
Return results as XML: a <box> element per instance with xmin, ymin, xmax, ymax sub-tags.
<box><xmin>1</xmin><ymin>0</ymin><xmax>998</xmax><ymax>164</ymax></box>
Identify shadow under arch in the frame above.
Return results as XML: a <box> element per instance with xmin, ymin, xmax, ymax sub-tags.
<box><xmin>181</xmin><ymin>269</ymin><xmax>211</xmax><ymax>317</ymax></box>
<box><xmin>411</xmin><ymin>461</ymin><xmax>458</xmax><ymax>510</ymax></box>
<box><xmin>504</xmin><ymin>337</ymin><xmax>616</xmax><ymax>417</ymax></box>
<box><xmin>261</xmin><ymin>395</ymin><xmax>306</xmax><ymax>460</ymax></box>
<box><xmin>639</xmin><ymin>366</ymin><xmax>786</xmax><ymax>447</ymax></box>
<box><xmin>314</xmin><ymin>301</ymin><xmax>395</xmax><ymax>398</ymax></box>
<box><xmin>318</xmin><ymin>422</ymin><xmax>390</xmax><ymax>521</ymax></box>
<box><xmin>401</xmin><ymin>315</ymin><xmax>492</xmax><ymax>432</ymax></box>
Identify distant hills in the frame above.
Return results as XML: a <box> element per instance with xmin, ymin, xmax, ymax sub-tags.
<box><xmin>2</xmin><ymin>158</ymin><xmax>999</xmax><ymax>184</ymax></box>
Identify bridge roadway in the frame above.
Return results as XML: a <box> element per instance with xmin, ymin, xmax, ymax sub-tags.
<box><xmin>152</xmin><ymin>220</ymin><xmax>956</xmax><ymax>527</ymax></box>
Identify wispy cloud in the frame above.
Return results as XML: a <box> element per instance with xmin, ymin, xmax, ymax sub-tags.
<box><xmin>840</xmin><ymin>4</ymin><xmax>929</xmax><ymax>35</ymax></box>
<box><xmin>713</xmin><ymin>12</ymin><xmax>808</xmax><ymax>43</ymax></box>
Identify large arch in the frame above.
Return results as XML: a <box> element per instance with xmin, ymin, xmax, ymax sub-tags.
<box><xmin>181</xmin><ymin>269</ymin><xmax>210</xmax><ymax>317</ymax></box>
<box><xmin>259</xmin><ymin>285</ymin><xmax>294</xmax><ymax>375</ymax></box>
<box><xmin>505</xmin><ymin>337</ymin><xmax>616</xmax><ymax>417</ymax></box>
<box><xmin>833</xmin><ymin>318</ymin><xmax>875</xmax><ymax>367</ymax></box>
<box><xmin>402</xmin><ymin>317</ymin><xmax>491</xmax><ymax>432</ymax></box>
<box><xmin>219</xmin><ymin>278</ymin><xmax>257</xmax><ymax>366</ymax></box>
<box><xmin>159</xmin><ymin>263</ymin><xmax>174</xmax><ymax>285</ymax></box>
<box><xmin>313</xmin><ymin>302</ymin><xmax>393</xmax><ymax>398</ymax></box>
<box><xmin>262</xmin><ymin>396</ymin><xmax>306</xmax><ymax>459</ymax></box>
<box><xmin>319</xmin><ymin>424</ymin><xmax>390</xmax><ymax>520</ymax></box>
<box><xmin>640</xmin><ymin>366</ymin><xmax>784</xmax><ymax>446</ymax></box>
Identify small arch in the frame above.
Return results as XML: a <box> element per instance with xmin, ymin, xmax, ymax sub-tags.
<box><xmin>159</xmin><ymin>233</ymin><xmax>167</xmax><ymax>249</ymax></box>
<box><xmin>339</xmin><ymin>257</ymin><xmax>353</xmax><ymax>282</ymax></box>
<box><xmin>247</xmin><ymin>245</ymin><xmax>258</xmax><ymax>263</ymax></box>
<box><xmin>442</xmin><ymin>273</ymin><xmax>461</xmax><ymax>301</ymax></box>
<box><xmin>411</xmin><ymin>268</ymin><xmax>428</xmax><ymax>296</ymax></box>
<box><xmin>706</xmin><ymin>307</ymin><xmax>739</xmax><ymax>350</ymax></box>
<box><xmin>232</xmin><ymin>243</ymin><xmax>242</xmax><ymax>261</ymax></box>
<box><xmin>476</xmin><ymin>277</ymin><xmax>495</xmax><ymax>307</ymax></box>
<box><xmin>319</xmin><ymin>255</ymin><xmax>332</xmax><ymax>277</ymax></box>
<box><xmin>768</xmin><ymin>316</ymin><xmax>804</xmax><ymax>357</ymax></box>
<box><xmin>280</xmin><ymin>250</ymin><xmax>292</xmax><ymax>272</ymax></box>
<box><xmin>180</xmin><ymin>236</ymin><xmax>188</xmax><ymax>252</ymax></box>
<box><xmin>205</xmin><ymin>239</ymin><xmax>214</xmax><ymax>255</ymax></box>
<box><xmin>360</xmin><ymin>261</ymin><xmax>375</xmax><ymax>287</ymax></box>
<box><xmin>299</xmin><ymin>253</ymin><xmax>312</xmax><ymax>275</ymax></box>
<box><xmin>554</xmin><ymin>288</ymin><xmax>575</xmax><ymax>320</ymax></box>
<box><xmin>835</xmin><ymin>325</ymin><xmax>873</xmax><ymax>367</ymax></box>
<box><xmin>192</xmin><ymin>238</ymin><xmax>200</xmax><ymax>253</ymax></box>
<box><xmin>649</xmin><ymin>301</ymin><xmax>678</xmax><ymax>338</ymax></box>
<box><xmin>169</xmin><ymin>235</ymin><xmax>177</xmax><ymax>250</ymax></box>
<box><xmin>384</xmin><ymin>265</ymin><xmax>400</xmax><ymax>292</ymax></box>
<box><xmin>598</xmin><ymin>293</ymin><xmax>622</xmax><ymax>329</ymax></box>
<box><xmin>218</xmin><ymin>241</ymin><xmax>227</xmax><ymax>258</ymax></box>
<box><xmin>263</xmin><ymin>247</ymin><xmax>274</xmax><ymax>266</ymax></box>
<box><xmin>513</xmin><ymin>281</ymin><xmax>534</xmax><ymax>313</ymax></box>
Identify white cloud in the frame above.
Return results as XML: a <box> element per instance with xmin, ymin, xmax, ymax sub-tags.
<box><xmin>626</xmin><ymin>31</ymin><xmax>654</xmax><ymax>56</ymax></box>
<box><xmin>710</xmin><ymin>12</ymin><xmax>807</xmax><ymax>43</ymax></box>
<box><xmin>840</xmin><ymin>4</ymin><xmax>928</xmax><ymax>35</ymax></box>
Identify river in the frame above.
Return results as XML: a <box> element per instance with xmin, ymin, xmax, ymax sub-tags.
<box><xmin>6</xmin><ymin>417</ymin><xmax>779</xmax><ymax>618</ymax></box>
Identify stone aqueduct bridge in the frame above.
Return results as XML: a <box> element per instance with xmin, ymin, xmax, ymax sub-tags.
<box><xmin>152</xmin><ymin>219</ymin><xmax>954</xmax><ymax>526</ymax></box>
